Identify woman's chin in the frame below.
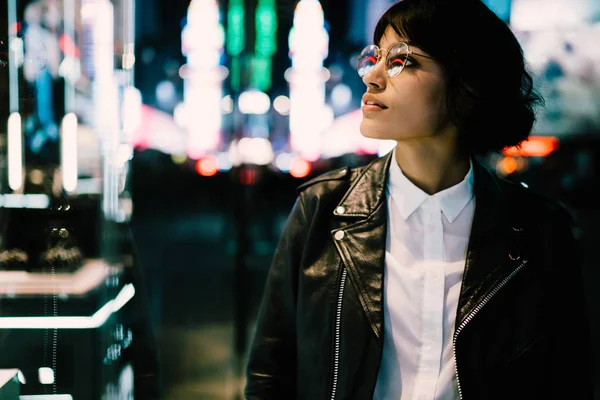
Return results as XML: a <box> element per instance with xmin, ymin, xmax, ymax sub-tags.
<box><xmin>359</xmin><ymin>124</ymin><xmax>392</xmax><ymax>141</ymax></box>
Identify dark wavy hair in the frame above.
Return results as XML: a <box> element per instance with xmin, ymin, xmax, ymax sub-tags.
<box><xmin>374</xmin><ymin>0</ymin><xmax>544</xmax><ymax>155</ymax></box>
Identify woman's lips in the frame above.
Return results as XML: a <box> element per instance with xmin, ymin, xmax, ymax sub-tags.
<box><xmin>362</xmin><ymin>103</ymin><xmax>388</xmax><ymax>112</ymax></box>
<box><xmin>362</xmin><ymin>94</ymin><xmax>388</xmax><ymax>111</ymax></box>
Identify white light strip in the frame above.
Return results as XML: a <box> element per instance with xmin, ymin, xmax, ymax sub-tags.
<box><xmin>0</xmin><ymin>259</ymin><xmax>120</xmax><ymax>295</ymax></box>
<box><xmin>61</xmin><ymin>113</ymin><xmax>78</xmax><ymax>193</ymax></box>
<box><xmin>122</xmin><ymin>87</ymin><xmax>142</xmax><ymax>136</ymax></box>
<box><xmin>74</xmin><ymin>178</ymin><xmax>102</xmax><ymax>195</ymax></box>
<box><xmin>20</xmin><ymin>396</ymin><xmax>73</xmax><ymax>400</ymax></box>
<box><xmin>1</xmin><ymin>194</ymin><xmax>50</xmax><ymax>209</ymax></box>
<box><xmin>8</xmin><ymin>113</ymin><xmax>23</xmax><ymax>191</ymax></box>
<box><xmin>0</xmin><ymin>284</ymin><xmax>135</xmax><ymax>330</ymax></box>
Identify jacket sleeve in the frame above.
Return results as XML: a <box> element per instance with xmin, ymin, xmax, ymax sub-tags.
<box><xmin>244</xmin><ymin>195</ymin><xmax>309</xmax><ymax>399</ymax></box>
<box><xmin>545</xmin><ymin>207</ymin><xmax>594</xmax><ymax>398</ymax></box>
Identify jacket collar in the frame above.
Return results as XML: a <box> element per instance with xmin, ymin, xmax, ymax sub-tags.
<box><xmin>333</xmin><ymin>151</ymin><xmax>393</xmax><ymax>218</ymax></box>
<box><xmin>334</xmin><ymin>150</ymin><xmax>513</xmax><ymax>234</ymax></box>
<box><xmin>387</xmin><ymin>149</ymin><xmax>475</xmax><ymax>223</ymax></box>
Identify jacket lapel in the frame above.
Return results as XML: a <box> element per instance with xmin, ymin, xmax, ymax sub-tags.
<box><xmin>331</xmin><ymin>152</ymin><xmax>393</xmax><ymax>341</ymax></box>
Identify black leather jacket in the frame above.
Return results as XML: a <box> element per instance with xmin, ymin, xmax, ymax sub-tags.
<box><xmin>245</xmin><ymin>152</ymin><xmax>593</xmax><ymax>399</ymax></box>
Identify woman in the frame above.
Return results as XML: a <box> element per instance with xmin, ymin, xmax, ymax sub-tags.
<box><xmin>245</xmin><ymin>0</ymin><xmax>593</xmax><ymax>398</ymax></box>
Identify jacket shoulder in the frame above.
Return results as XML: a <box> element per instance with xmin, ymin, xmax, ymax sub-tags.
<box><xmin>501</xmin><ymin>178</ymin><xmax>573</xmax><ymax>226</ymax></box>
<box><xmin>296</xmin><ymin>166</ymin><xmax>360</xmax><ymax>194</ymax></box>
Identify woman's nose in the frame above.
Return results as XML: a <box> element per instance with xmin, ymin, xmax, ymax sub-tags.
<box><xmin>362</xmin><ymin>61</ymin><xmax>386</xmax><ymax>91</ymax></box>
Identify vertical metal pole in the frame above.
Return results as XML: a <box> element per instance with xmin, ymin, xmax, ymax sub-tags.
<box><xmin>64</xmin><ymin>0</ymin><xmax>75</xmax><ymax>113</ymax></box>
<box><xmin>7</xmin><ymin>0</ymin><xmax>23</xmax><ymax>193</ymax></box>
<box><xmin>7</xmin><ymin>0</ymin><xmax>18</xmax><ymax>113</ymax></box>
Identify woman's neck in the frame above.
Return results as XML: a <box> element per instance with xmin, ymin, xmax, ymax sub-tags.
<box><xmin>393</xmin><ymin>134</ymin><xmax>471</xmax><ymax>195</ymax></box>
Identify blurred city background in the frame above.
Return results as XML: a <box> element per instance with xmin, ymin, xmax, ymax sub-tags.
<box><xmin>0</xmin><ymin>0</ymin><xmax>599</xmax><ymax>399</ymax></box>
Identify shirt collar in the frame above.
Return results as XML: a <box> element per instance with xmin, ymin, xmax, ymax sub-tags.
<box><xmin>387</xmin><ymin>149</ymin><xmax>474</xmax><ymax>223</ymax></box>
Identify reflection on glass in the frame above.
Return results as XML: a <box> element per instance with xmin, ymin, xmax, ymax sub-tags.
<box><xmin>0</xmin><ymin>0</ymin><xmax>156</xmax><ymax>399</ymax></box>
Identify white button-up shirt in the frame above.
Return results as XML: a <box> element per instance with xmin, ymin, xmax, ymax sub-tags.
<box><xmin>373</xmin><ymin>154</ymin><xmax>475</xmax><ymax>400</ymax></box>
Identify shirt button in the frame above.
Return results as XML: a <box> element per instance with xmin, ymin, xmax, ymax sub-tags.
<box><xmin>336</xmin><ymin>206</ymin><xmax>346</xmax><ymax>215</ymax></box>
<box><xmin>334</xmin><ymin>231</ymin><xmax>345</xmax><ymax>241</ymax></box>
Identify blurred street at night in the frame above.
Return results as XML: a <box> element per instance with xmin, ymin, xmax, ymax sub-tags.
<box><xmin>1</xmin><ymin>0</ymin><xmax>600</xmax><ymax>398</ymax></box>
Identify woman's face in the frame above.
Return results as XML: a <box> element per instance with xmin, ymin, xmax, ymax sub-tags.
<box><xmin>360</xmin><ymin>26</ymin><xmax>454</xmax><ymax>142</ymax></box>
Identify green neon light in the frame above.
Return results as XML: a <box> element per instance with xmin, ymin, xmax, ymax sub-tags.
<box><xmin>227</xmin><ymin>0</ymin><xmax>245</xmax><ymax>56</ymax></box>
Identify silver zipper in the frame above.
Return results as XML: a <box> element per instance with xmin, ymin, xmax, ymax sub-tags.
<box><xmin>330</xmin><ymin>268</ymin><xmax>348</xmax><ymax>400</ymax></box>
<box><xmin>453</xmin><ymin>259</ymin><xmax>528</xmax><ymax>399</ymax></box>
